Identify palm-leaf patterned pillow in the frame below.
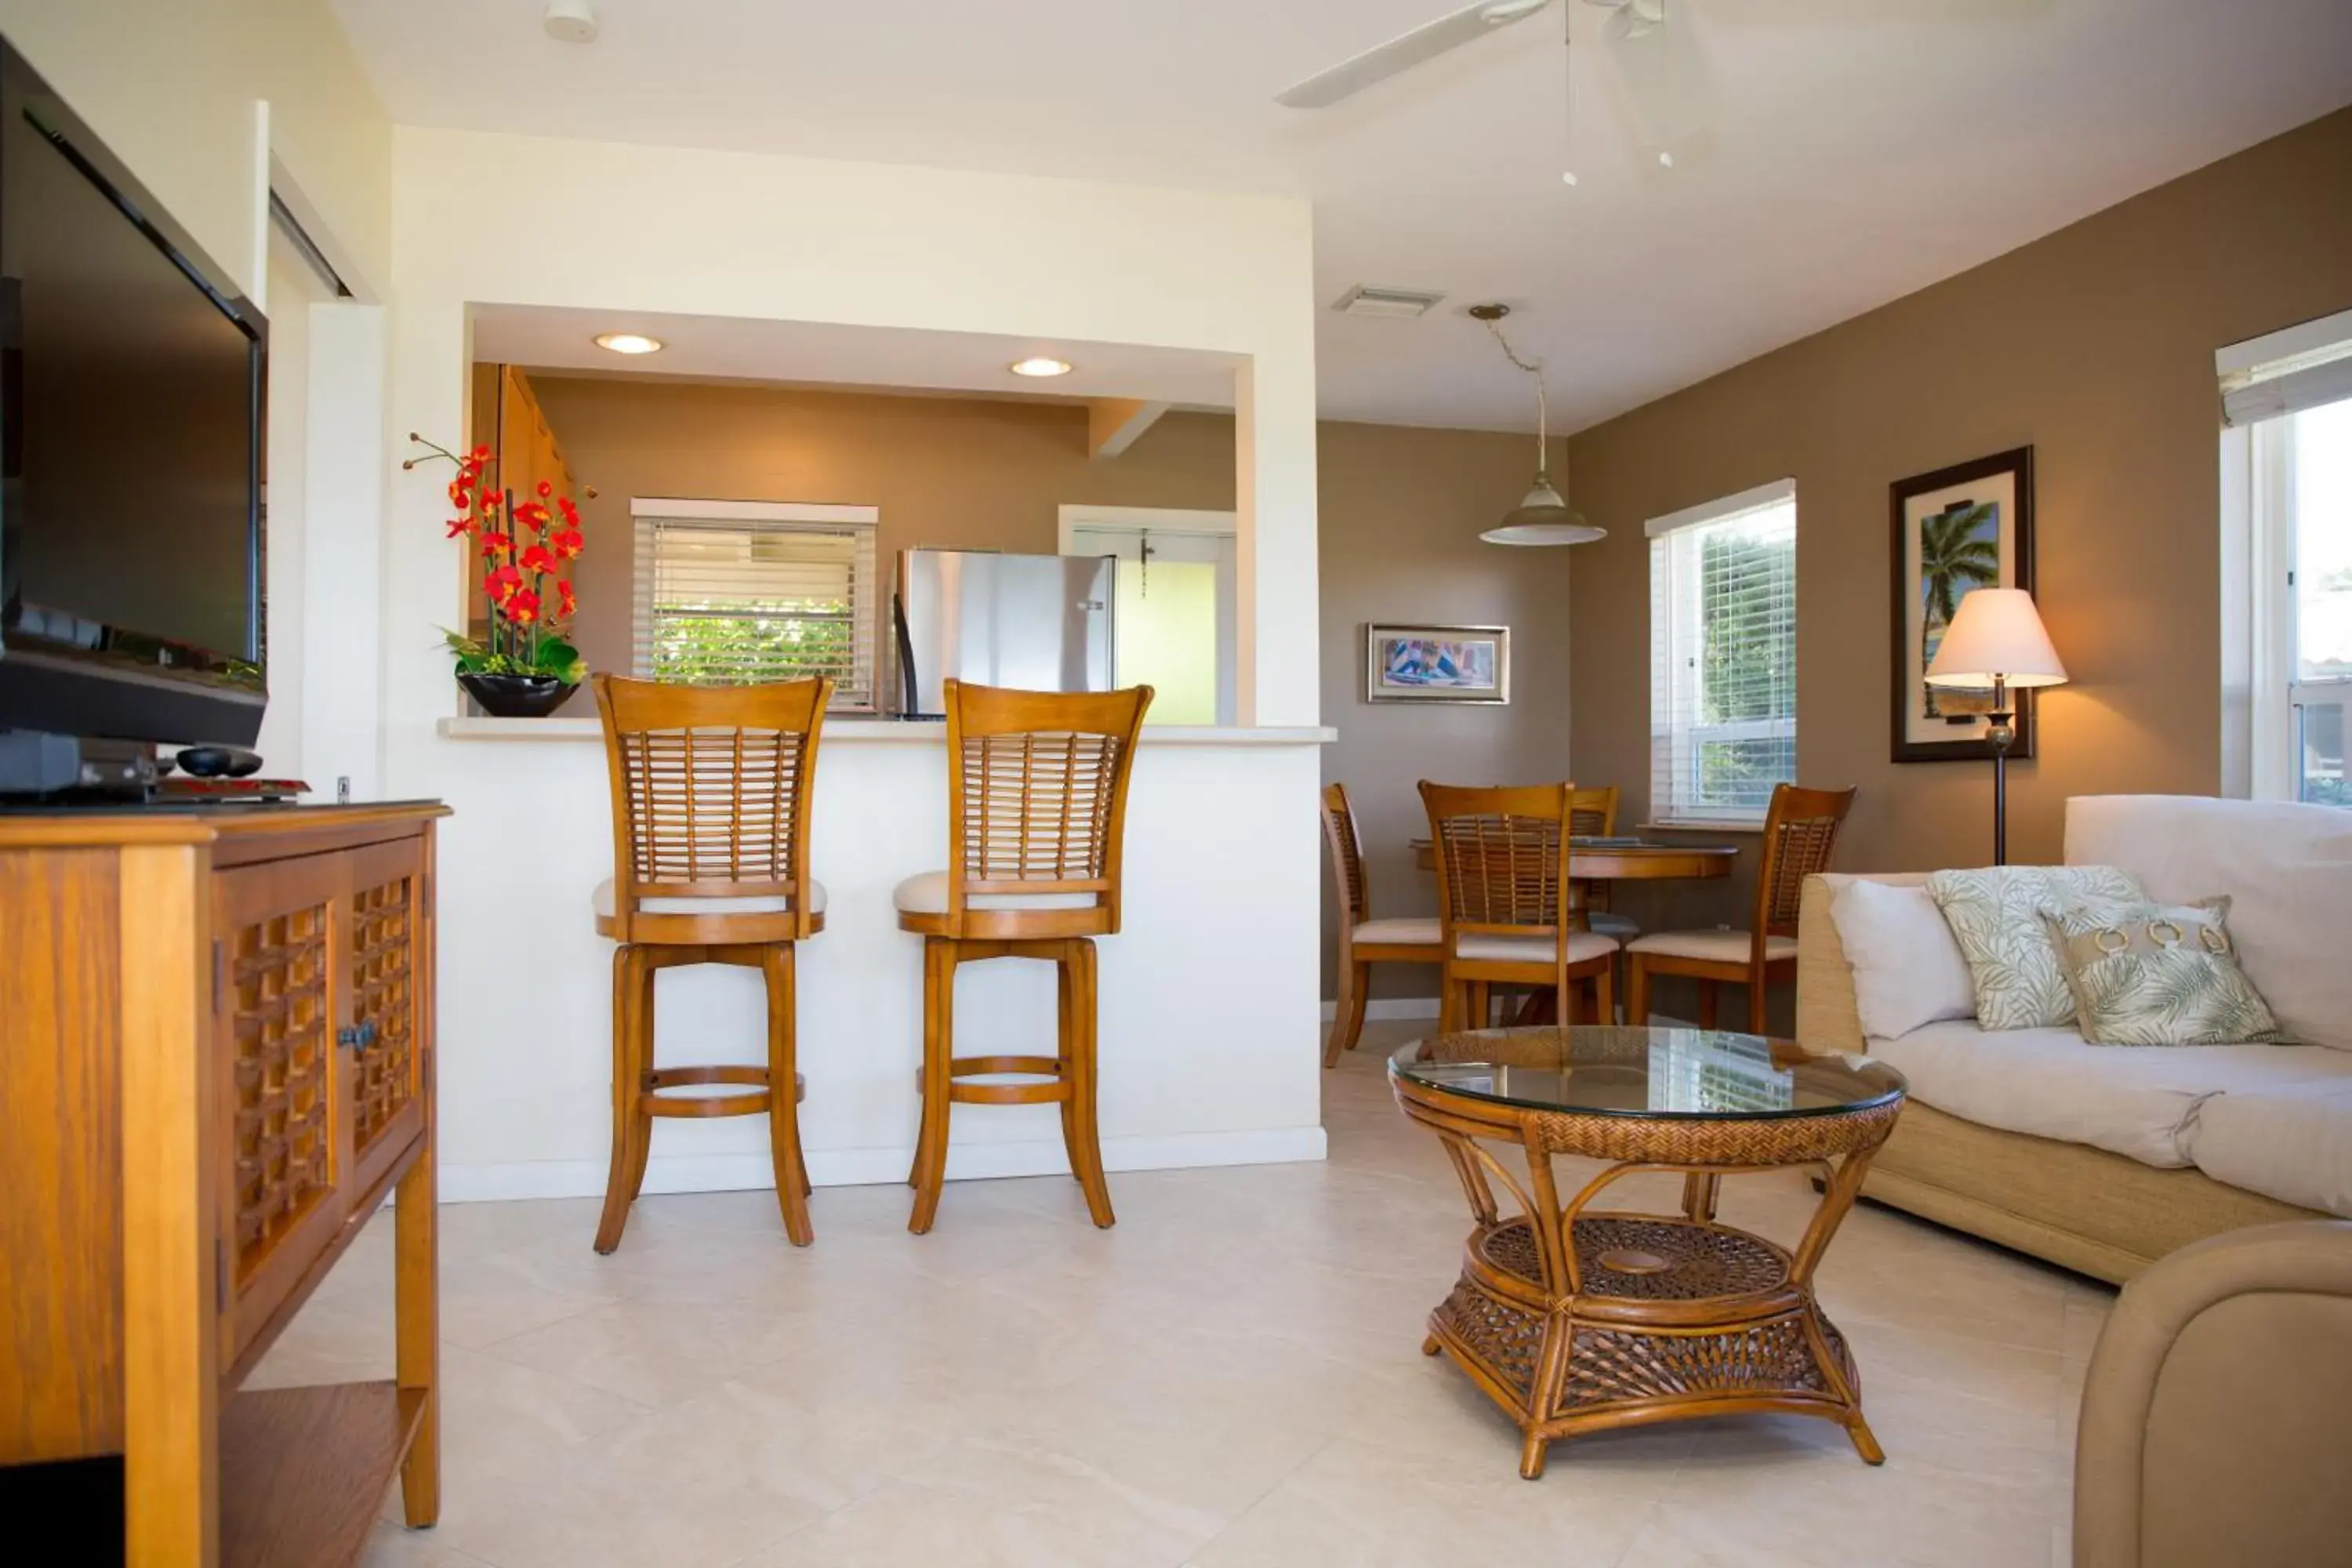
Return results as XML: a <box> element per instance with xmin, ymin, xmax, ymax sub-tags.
<box><xmin>2041</xmin><ymin>897</ymin><xmax>2283</xmax><ymax>1047</ymax></box>
<box><xmin>1926</xmin><ymin>866</ymin><xmax>2147</xmax><ymax>1030</ymax></box>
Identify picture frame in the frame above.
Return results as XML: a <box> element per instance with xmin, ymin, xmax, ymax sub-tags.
<box><xmin>1364</xmin><ymin>623</ymin><xmax>1511</xmax><ymax>704</ymax></box>
<box><xmin>1889</xmin><ymin>446</ymin><xmax>2036</xmax><ymax>763</ymax></box>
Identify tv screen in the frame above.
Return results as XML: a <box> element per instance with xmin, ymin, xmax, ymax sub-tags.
<box><xmin>0</xmin><ymin>39</ymin><xmax>266</xmax><ymax>748</ymax></box>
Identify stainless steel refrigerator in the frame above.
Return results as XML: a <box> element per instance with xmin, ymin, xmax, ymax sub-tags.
<box><xmin>891</xmin><ymin>549</ymin><xmax>1116</xmax><ymax>718</ymax></box>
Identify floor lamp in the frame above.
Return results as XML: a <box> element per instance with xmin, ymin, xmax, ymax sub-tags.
<box><xmin>1925</xmin><ymin>589</ymin><xmax>2067</xmax><ymax>866</ymax></box>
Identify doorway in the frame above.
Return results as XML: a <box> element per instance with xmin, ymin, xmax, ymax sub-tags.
<box><xmin>1060</xmin><ymin>506</ymin><xmax>1237</xmax><ymax>726</ymax></box>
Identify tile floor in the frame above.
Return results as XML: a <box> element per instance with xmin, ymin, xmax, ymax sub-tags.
<box><xmin>262</xmin><ymin>1020</ymin><xmax>2112</xmax><ymax>1568</ymax></box>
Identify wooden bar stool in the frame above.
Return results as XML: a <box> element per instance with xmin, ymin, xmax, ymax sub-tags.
<box><xmin>1421</xmin><ymin>782</ymin><xmax>1621</xmax><ymax>1032</ymax></box>
<box><xmin>590</xmin><ymin>674</ymin><xmax>831</xmax><ymax>1253</ymax></box>
<box><xmin>1320</xmin><ymin>781</ymin><xmax>1443</xmax><ymax>1066</ymax></box>
<box><xmin>894</xmin><ymin>679</ymin><xmax>1152</xmax><ymax>1235</ymax></box>
<box><xmin>1627</xmin><ymin>782</ymin><xmax>1856</xmax><ymax>1033</ymax></box>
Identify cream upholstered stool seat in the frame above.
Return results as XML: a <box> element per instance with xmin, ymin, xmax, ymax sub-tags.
<box><xmin>891</xmin><ymin>872</ymin><xmax>1094</xmax><ymax>915</ymax></box>
<box><xmin>590</xmin><ymin>674</ymin><xmax>831</xmax><ymax>1254</ymax></box>
<box><xmin>898</xmin><ymin>680</ymin><xmax>1153</xmax><ymax>1235</ymax></box>
<box><xmin>1626</xmin><ymin>783</ymin><xmax>1855</xmax><ymax>1034</ymax></box>
<box><xmin>1319</xmin><ymin>782</ymin><xmax>1444</xmax><ymax>1065</ymax></box>
<box><xmin>1351</xmin><ymin>915</ymin><xmax>1443</xmax><ymax>946</ymax></box>
<box><xmin>1421</xmin><ymin>781</ymin><xmax>1621</xmax><ymax>1033</ymax></box>
<box><xmin>594</xmin><ymin>879</ymin><xmax>828</xmax><ymax>920</ymax></box>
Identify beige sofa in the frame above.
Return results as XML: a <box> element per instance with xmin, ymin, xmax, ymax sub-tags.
<box><xmin>2074</xmin><ymin>1220</ymin><xmax>2352</xmax><ymax>1566</ymax></box>
<box><xmin>1796</xmin><ymin>795</ymin><xmax>2352</xmax><ymax>1285</ymax></box>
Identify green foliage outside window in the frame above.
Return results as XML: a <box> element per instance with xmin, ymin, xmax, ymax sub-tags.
<box><xmin>651</xmin><ymin>603</ymin><xmax>855</xmax><ymax>689</ymax></box>
<box><xmin>1696</xmin><ymin>528</ymin><xmax>1796</xmax><ymax>812</ymax></box>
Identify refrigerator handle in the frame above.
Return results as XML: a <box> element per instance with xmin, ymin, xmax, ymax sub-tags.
<box><xmin>892</xmin><ymin>591</ymin><xmax>919</xmax><ymax>716</ymax></box>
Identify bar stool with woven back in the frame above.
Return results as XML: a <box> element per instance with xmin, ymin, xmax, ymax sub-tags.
<box><xmin>1421</xmin><ymin>782</ymin><xmax>1621</xmax><ymax>1032</ymax></box>
<box><xmin>1319</xmin><ymin>782</ymin><xmax>1442</xmax><ymax>1066</ymax></box>
<box><xmin>590</xmin><ymin>674</ymin><xmax>831</xmax><ymax>1253</ymax></box>
<box><xmin>894</xmin><ymin>679</ymin><xmax>1153</xmax><ymax>1234</ymax></box>
<box><xmin>1627</xmin><ymin>782</ymin><xmax>1857</xmax><ymax>1033</ymax></box>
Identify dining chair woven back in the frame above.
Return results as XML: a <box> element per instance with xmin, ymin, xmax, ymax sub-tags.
<box><xmin>1753</xmin><ymin>784</ymin><xmax>1857</xmax><ymax>938</ymax></box>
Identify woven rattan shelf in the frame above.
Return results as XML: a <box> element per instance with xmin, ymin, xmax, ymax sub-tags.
<box><xmin>1391</xmin><ymin>1024</ymin><xmax>1905</xmax><ymax>1479</ymax></box>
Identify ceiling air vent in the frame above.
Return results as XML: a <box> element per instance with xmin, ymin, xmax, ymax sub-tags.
<box><xmin>1333</xmin><ymin>285</ymin><xmax>1446</xmax><ymax>320</ymax></box>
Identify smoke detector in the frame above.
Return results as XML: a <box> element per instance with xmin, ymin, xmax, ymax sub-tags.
<box><xmin>1333</xmin><ymin>285</ymin><xmax>1446</xmax><ymax>320</ymax></box>
<box><xmin>544</xmin><ymin>0</ymin><xmax>598</xmax><ymax>43</ymax></box>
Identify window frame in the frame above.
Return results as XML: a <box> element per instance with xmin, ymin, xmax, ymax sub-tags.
<box><xmin>2216</xmin><ymin>307</ymin><xmax>2352</xmax><ymax>804</ymax></box>
<box><xmin>628</xmin><ymin>496</ymin><xmax>880</xmax><ymax>712</ymax></box>
<box><xmin>1646</xmin><ymin>477</ymin><xmax>1798</xmax><ymax>829</ymax></box>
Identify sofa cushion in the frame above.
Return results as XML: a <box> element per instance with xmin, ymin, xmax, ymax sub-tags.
<box><xmin>1863</xmin><ymin>1021</ymin><xmax>2352</xmax><ymax>1169</ymax></box>
<box><xmin>2187</xmin><ymin>1081</ymin><xmax>2352</xmax><ymax>1217</ymax></box>
<box><xmin>1926</xmin><ymin>865</ymin><xmax>2147</xmax><ymax>1030</ymax></box>
<box><xmin>2045</xmin><ymin>898</ymin><xmax>2283</xmax><ymax>1047</ymax></box>
<box><xmin>2067</xmin><ymin>795</ymin><xmax>2352</xmax><ymax>1051</ymax></box>
<box><xmin>1828</xmin><ymin>878</ymin><xmax>1976</xmax><ymax>1040</ymax></box>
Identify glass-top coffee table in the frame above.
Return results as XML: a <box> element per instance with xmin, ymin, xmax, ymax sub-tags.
<box><xmin>1390</xmin><ymin>1025</ymin><xmax>1907</xmax><ymax>1479</ymax></box>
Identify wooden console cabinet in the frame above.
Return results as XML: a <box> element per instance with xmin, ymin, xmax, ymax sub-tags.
<box><xmin>0</xmin><ymin>803</ymin><xmax>448</xmax><ymax>1566</ymax></box>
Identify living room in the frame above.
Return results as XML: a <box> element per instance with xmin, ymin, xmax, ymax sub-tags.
<box><xmin>0</xmin><ymin>2</ymin><xmax>2347</xmax><ymax>1566</ymax></box>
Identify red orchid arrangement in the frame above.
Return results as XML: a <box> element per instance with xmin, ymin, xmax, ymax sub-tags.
<box><xmin>406</xmin><ymin>433</ymin><xmax>588</xmax><ymax>684</ymax></box>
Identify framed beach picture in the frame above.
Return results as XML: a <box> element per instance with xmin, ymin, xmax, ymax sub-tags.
<box><xmin>1365</xmin><ymin>623</ymin><xmax>1510</xmax><ymax>703</ymax></box>
<box><xmin>1889</xmin><ymin>447</ymin><xmax>2036</xmax><ymax>762</ymax></box>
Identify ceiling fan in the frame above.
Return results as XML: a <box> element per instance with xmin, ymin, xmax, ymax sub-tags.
<box><xmin>1275</xmin><ymin>0</ymin><xmax>1662</xmax><ymax>111</ymax></box>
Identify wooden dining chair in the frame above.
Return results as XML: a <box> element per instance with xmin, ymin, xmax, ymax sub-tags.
<box><xmin>1626</xmin><ymin>782</ymin><xmax>1857</xmax><ymax>1034</ymax></box>
<box><xmin>1566</xmin><ymin>784</ymin><xmax>1639</xmax><ymax>942</ymax></box>
<box><xmin>1319</xmin><ymin>782</ymin><xmax>1442</xmax><ymax>1066</ymax></box>
<box><xmin>893</xmin><ymin>679</ymin><xmax>1153</xmax><ymax>1234</ymax></box>
<box><xmin>590</xmin><ymin>674</ymin><xmax>831</xmax><ymax>1253</ymax></box>
<box><xmin>1421</xmin><ymin>781</ymin><xmax>1621</xmax><ymax>1033</ymax></box>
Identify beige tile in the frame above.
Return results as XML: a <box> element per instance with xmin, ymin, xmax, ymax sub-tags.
<box><xmin>263</xmin><ymin>1017</ymin><xmax>2093</xmax><ymax>1567</ymax></box>
<box><xmin>1185</xmin><ymin>1434</ymin><xmax>1664</xmax><ymax>1567</ymax></box>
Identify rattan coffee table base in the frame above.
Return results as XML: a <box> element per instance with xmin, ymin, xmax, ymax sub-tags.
<box><xmin>1388</xmin><ymin>1025</ymin><xmax>1907</xmax><ymax>1480</ymax></box>
<box><xmin>1421</xmin><ymin>1214</ymin><xmax>1882</xmax><ymax>1479</ymax></box>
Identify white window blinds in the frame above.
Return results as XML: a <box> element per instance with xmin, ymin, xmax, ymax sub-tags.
<box><xmin>630</xmin><ymin>499</ymin><xmax>880</xmax><ymax>710</ymax></box>
<box><xmin>1648</xmin><ymin>479</ymin><xmax>1798</xmax><ymax>825</ymax></box>
<box><xmin>2219</xmin><ymin>307</ymin><xmax>2352</xmax><ymax>427</ymax></box>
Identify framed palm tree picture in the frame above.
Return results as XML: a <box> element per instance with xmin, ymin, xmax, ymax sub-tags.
<box><xmin>1890</xmin><ymin>447</ymin><xmax>2036</xmax><ymax>762</ymax></box>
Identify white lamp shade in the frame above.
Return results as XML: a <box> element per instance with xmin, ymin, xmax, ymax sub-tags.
<box><xmin>1924</xmin><ymin>588</ymin><xmax>2067</xmax><ymax>688</ymax></box>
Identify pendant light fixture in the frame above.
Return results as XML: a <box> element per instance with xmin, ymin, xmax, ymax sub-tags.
<box><xmin>1471</xmin><ymin>303</ymin><xmax>1604</xmax><ymax>546</ymax></box>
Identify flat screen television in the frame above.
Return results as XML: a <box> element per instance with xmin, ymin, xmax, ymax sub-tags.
<box><xmin>0</xmin><ymin>37</ymin><xmax>267</xmax><ymax>751</ymax></box>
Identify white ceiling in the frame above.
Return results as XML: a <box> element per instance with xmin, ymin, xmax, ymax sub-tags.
<box><xmin>470</xmin><ymin>306</ymin><xmax>1243</xmax><ymax>408</ymax></box>
<box><xmin>336</xmin><ymin>0</ymin><xmax>2352</xmax><ymax>433</ymax></box>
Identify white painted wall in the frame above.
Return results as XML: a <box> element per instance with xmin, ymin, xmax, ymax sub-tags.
<box><xmin>427</xmin><ymin>728</ymin><xmax>1328</xmax><ymax>1200</ymax></box>
<box><xmin>382</xmin><ymin>126</ymin><xmax>1329</xmax><ymax>1197</ymax></box>
<box><xmin>0</xmin><ymin>0</ymin><xmax>390</xmax><ymax>302</ymax></box>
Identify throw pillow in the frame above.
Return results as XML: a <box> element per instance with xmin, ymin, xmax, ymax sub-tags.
<box><xmin>2042</xmin><ymin>896</ymin><xmax>2284</xmax><ymax>1047</ymax></box>
<box><xmin>1926</xmin><ymin>865</ymin><xmax>2147</xmax><ymax>1030</ymax></box>
<box><xmin>1828</xmin><ymin>879</ymin><xmax>1976</xmax><ymax>1040</ymax></box>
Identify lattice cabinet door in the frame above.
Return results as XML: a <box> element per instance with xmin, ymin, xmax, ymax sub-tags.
<box><xmin>346</xmin><ymin>837</ymin><xmax>429</xmax><ymax>1197</ymax></box>
<box><xmin>213</xmin><ymin>851</ymin><xmax>351</xmax><ymax>1362</ymax></box>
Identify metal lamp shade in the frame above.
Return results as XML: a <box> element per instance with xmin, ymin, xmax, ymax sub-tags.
<box><xmin>1481</xmin><ymin>476</ymin><xmax>1606</xmax><ymax>546</ymax></box>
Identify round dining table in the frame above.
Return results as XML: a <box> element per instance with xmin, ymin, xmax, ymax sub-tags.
<box><xmin>1407</xmin><ymin>837</ymin><xmax>1740</xmax><ymax>883</ymax></box>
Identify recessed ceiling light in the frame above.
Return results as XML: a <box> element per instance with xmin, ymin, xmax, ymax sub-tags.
<box><xmin>594</xmin><ymin>332</ymin><xmax>663</xmax><ymax>355</ymax></box>
<box><xmin>1009</xmin><ymin>357</ymin><xmax>1073</xmax><ymax>378</ymax></box>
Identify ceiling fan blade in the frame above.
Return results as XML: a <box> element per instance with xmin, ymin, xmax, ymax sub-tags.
<box><xmin>1275</xmin><ymin>0</ymin><xmax>1550</xmax><ymax>110</ymax></box>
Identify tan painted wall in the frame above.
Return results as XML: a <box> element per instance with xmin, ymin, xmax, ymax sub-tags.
<box><xmin>1564</xmin><ymin>104</ymin><xmax>2352</xmax><ymax>944</ymax></box>
<box><xmin>1315</xmin><ymin>421</ymin><xmax>1579</xmax><ymax>1002</ymax></box>
<box><xmin>525</xmin><ymin>376</ymin><xmax>1240</xmax><ymax>681</ymax></box>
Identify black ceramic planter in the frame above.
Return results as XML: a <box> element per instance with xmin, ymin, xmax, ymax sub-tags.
<box><xmin>458</xmin><ymin>671</ymin><xmax>579</xmax><ymax>719</ymax></box>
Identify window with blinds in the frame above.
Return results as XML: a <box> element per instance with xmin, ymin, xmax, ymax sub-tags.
<box><xmin>1648</xmin><ymin>479</ymin><xmax>1797</xmax><ymax>825</ymax></box>
<box><xmin>630</xmin><ymin>500</ymin><xmax>880</xmax><ymax>710</ymax></box>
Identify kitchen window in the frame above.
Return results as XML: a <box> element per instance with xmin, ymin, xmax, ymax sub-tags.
<box><xmin>1648</xmin><ymin>478</ymin><xmax>1798</xmax><ymax>826</ymax></box>
<box><xmin>2220</xmin><ymin>310</ymin><xmax>2352</xmax><ymax>805</ymax></box>
<box><xmin>630</xmin><ymin>499</ymin><xmax>880</xmax><ymax>710</ymax></box>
